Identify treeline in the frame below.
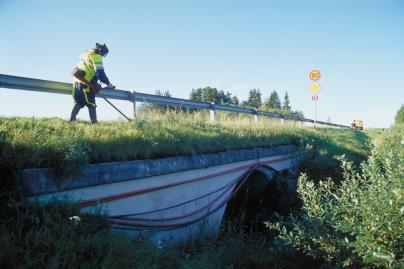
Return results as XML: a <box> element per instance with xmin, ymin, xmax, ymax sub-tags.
<box><xmin>146</xmin><ymin>87</ymin><xmax>304</xmax><ymax>118</ymax></box>
<box><xmin>190</xmin><ymin>87</ymin><xmax>303</xmax><ymax>117</ymax></box>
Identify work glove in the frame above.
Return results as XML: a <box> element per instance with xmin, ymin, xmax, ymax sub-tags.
<box><xmin>106</xmin><ymin>83</ymin><xmax>116</xmax><ymax>89</ymax></box>
<box><xmin>91</xmin><ymin>83</ymin><xmax>102</xmax><ymax>94</ymax></box>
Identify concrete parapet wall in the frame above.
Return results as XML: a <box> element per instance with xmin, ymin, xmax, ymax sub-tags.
<box><xmin>20</xmin><ymin>145</ymin><xmax>295</xmax><ymax>195</ymax></box>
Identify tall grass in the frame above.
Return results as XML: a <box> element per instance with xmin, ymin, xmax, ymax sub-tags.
<box><xmin>1</xmin><ymin>111</ymin><xmax>369</xmax><ymax>163</ymax></box>
<box><xmin>0</xmin><ymin>111</ymin><xmax>370</xmax><ymax>186</ymax></box>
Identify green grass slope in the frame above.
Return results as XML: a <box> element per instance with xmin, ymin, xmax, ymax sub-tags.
<box><xmin>1</xmin><ymin>112</ymin><xmax>369</xmax><ymax>173</ymax></box>
<box><xmin>0</xmin><ymin>113</ymin><xmax>377</xmax><ymax>268</ymax></box>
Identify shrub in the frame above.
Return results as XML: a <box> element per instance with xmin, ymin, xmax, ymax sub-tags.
<box><xmin>268</xmin><ymin>125</ymin><xmax>404</xmax><ymax>268</ymax></box>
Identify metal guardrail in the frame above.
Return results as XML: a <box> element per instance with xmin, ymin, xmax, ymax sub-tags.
<box><xmin>0</xmin><ymin>74</ymin><xmax>350</xmax><ymax>128</ymax></box>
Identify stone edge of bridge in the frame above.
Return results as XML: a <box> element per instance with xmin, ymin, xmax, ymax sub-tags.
<box><xmin>19</xmin><ymin>145</ymin><xmax>296</xmax><ymax>195</ymax></box>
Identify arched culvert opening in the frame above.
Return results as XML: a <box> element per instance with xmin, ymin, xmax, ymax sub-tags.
<box><xmin>221</xmin><ymin>166</ymin><xmax>286</xmax><ymax>232</ymax></box>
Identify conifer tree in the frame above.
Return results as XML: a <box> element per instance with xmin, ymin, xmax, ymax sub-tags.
<box><xmin>231</xmin><ymin>95</ymin><xmax>239</xmax><ymax>106</ymax></box>
<box><xmin>264</xmin><ymin>90</ymin><xmax>281</xmax><ymax>111</ymax></box>
<box><xmin>282</xmin><ymin>91</ymin><xmax>291</xmax><ymax>111</ymax></box>
<box><xmin>247</xmin><ymin>89</ymin><xmax>262</xmax><ymax>108</ymax></box>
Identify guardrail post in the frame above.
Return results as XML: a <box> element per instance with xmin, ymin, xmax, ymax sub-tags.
<box><xmin>280</xmin><ymin>117</ymin><xmax>284</xmax><ymax>125</ymax></box>
<box><xmin>210</xmin><ymin>102</ymin><xmax>216</xmax><ymax>122</ymax></box>
<box><xmin>253</xmin><ymin>109</ymin><xmax>258</xmax><ymax>124</ymax></box>
<box><xmin>132</xmin><ymin>91</ymin><xmax>136</xmax><ymax>118</ymax></box>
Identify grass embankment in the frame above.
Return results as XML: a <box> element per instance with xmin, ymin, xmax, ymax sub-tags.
<box><xmin>1</xmin><ymin>111</ymin><xmax>369</xmax><ymax>182</ymax></box>
<box><xmin>0</xmin><ymin>112</ymin><xmax>375</xmax><ymax>268</ymax></box>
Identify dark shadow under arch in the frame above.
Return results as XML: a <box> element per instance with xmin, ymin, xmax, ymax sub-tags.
<box><xmin>221</xmin><ymin>165</ymin><xmax>284</xmax><ymax>231</ymax></box>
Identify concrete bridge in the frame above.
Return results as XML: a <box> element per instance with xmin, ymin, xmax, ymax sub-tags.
<box><xmin>20</xmin><ymin>145</ymin><xmax>296</xmax><ymax>242</ymax></box>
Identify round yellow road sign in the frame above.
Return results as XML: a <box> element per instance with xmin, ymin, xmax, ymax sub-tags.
<box><xmin>310</xmin><ymin>83</ymin><xmax>321</xmax><ymax>94</ymax></box>
<box><xmin>310</xmin><ymin>70</ymin><xmax>321</xmax><ymax>81</ymax></box>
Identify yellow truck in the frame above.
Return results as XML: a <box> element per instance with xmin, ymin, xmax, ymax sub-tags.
<box><xmin>351</xmin><ymin>120</ymin><xmax>363</xmax><ymax>130</ymax></box>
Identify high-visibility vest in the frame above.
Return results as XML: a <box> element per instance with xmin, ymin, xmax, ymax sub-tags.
<box><xmin>74</xmin><ymin>49</ymin><xmax>104</xmax><ymax>84</ymax></box>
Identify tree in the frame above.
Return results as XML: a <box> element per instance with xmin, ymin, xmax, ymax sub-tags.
<box><xmin>263</xmin><ymin>90</ymin><xmax>281</xmax><ymax>111</ymax></box>
<box><xmin>292</xmin><ymin>110</ymin><xmax>304</xmax><ymax>118</ymax></box>
<box><xmin>155</xmin><ymin>89</ymin><xmax>171</xmax><ymax>98</ymax></box>
<box><xmin>282</xmin><ymin>91</ymin><xmax>291</xmax><ymax>111</ymax></box>
<box><xmin>223</xmin><ymin>91</ymin><xmax>232</xmax><ymax>105</ymax></box>
<box><xmin>247</xmin><ymin>89</ymin><xmax>262</xmax><ymax>109</ymax></box>
<box><xmin>394</xmin><ymin>105</ymin><xmax>404</xmax><ymax>124</ymax></box>
<box><xmin>190</xmin><ymin>87</ymin><xmax>239</xmax><ymax>107</ymax></box>
<box><xmin>201</xmin><ymin>87</ymin><xmax>220</xmax><ymax>103</ymax></box>
<box><xmin>217</xmin><ymin>89</ymin><xmax>226</xmax><ymax>104</ymax></box>
<box><xmin>230</xmin><ymin>95</ymin><xmax>239</xmax><ymax>106</ymax></box>
<box><xmin>190</xmin><ymin>88</ymin><xmax>202</xmax><ymax>101</ymax></box>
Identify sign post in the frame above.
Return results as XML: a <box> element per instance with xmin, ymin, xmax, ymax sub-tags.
<box><xmin>309</xmin><ymin>70</ymin><xmax>321</xmax><ymax>128</ymax></box>
<box><xmin>312</xmin><ymin>95</ymin><xmax>319</xmax><ymax>127</ymax></box>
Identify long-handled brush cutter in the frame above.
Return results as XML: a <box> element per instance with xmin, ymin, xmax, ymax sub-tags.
<box><xmin>98</xmin><ymin>91</ymin><xmax>132</xmax><ymax>121</ymax></box>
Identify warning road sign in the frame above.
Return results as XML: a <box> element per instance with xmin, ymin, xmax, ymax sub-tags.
<box><xmin>310</xmin><ymin>83</ymin><xmax>321</xmax><ymax>94</ymax></box>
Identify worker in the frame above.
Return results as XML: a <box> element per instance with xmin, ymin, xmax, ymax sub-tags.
<box><xmin>70</xmin><ymin>43</ymin><xmax>115</xmax><ymax>123</ymax></box>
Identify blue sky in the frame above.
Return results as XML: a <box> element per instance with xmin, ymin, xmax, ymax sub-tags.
<box><xmin>1</xmin><ymin>0</ymin><xmax>403</xmax><ymax>127</ymax></box>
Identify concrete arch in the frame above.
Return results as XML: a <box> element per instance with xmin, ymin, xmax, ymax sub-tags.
<box><xmin>221</xmin><ymin>165</ymin><xmax>280</xmax><ymax>231</ymax></box>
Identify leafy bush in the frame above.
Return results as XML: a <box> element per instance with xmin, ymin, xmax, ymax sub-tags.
<box><xmin>269</xmin><ymin>125</ymin><xmax>404</xmax><ymax>268</ymax></box>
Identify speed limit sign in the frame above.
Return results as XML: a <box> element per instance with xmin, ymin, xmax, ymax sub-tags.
<box><xmin>310</xmin><ymin>70</ymin><xmax>321</xmax><ymax>81</ymax></box>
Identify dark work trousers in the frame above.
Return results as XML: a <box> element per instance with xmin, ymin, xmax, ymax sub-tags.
<box><xmin>70</xmin><ymin>82</ymin><xmax>98</xmax><ymax>124</ymax></box>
